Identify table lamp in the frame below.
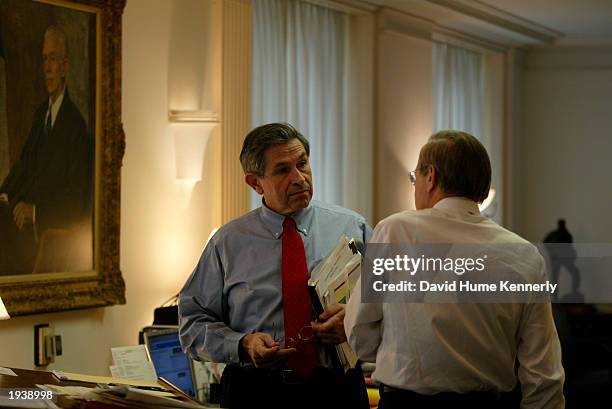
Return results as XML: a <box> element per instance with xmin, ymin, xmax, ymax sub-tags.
<box><xmin>0</xmin><ymin>296</ymin><xmax>10</xmax><ymax>320</ymax></box>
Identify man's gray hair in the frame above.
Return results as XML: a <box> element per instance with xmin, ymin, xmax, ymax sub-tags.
<box><xmin>240</xmin><ymin>123</ymin><xmax>310</xmax><ymax>175</ymax></box>
<box><xmin>44</xmin><ymin>25</ymin><xmax>68</xmax><ymax>58</ymax></box>
<box><xmin>417</xmin><ymin>130</ymin><xmax>491</xmax><ymax>203</ymax></box>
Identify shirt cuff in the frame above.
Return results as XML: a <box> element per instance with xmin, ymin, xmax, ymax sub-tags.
<box><xmin>223</xmin><ymin>330</ymin><xmax>247</xmax><ymax>364</ymax></box>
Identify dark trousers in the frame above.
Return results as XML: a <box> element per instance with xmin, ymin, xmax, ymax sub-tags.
<box><xmin>220</xmin><ymin>364</ymin><xmax>370</xmax><ymax>409</ymax></box>
<box><xmin>378</xmin><ymin>384</ymin><xmax>519</xmax><ymax>409</ymax></box>
<box><xmin>0</xmin><ymin>203</ymin><xmax>36</xmax><ymax>275</ymax></box>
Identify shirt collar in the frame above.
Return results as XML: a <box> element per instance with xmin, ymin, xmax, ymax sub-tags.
<box><xmin>433</xmin><ymin>196</ymin><xmax>481</xmax><ymax>216</ymax></box>
<box><xmin>48</xmin><ymin>85</ymin><xmax>66</xmax><ymax>127</ymax></box>
<box><xmin>260</xmin><ymin>199</ymin><xmax>314</xmax><ymax>239</ymax></box>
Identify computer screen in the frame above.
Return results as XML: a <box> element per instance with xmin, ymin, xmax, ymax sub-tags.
<box><xmin>145</xmin><ymin>331</ymin><xmax>196</xmax><ymax>398</ymax></box>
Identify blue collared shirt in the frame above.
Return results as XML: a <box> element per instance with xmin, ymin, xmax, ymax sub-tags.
<box><xmin>178</xmin><ymin>200</ymin><xmax>372</xmax><ymax>365</ymax></box>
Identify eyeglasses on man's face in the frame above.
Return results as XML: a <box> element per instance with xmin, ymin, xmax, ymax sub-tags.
<box><xmin>410</xmin><ymin>165</ymin><xmax>430</xmax><ymax>186</ymax></box>
<box><xmin>409</xmin><ymin>170</ymin><xmax>417</xmax><ymax>186</ymax></box>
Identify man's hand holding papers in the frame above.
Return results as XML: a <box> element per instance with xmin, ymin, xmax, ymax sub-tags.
<box><xmin>312</xmin><ymin>304</ymin><xmax>346</xmax><ymax>344</ymax></box>
<box><xmin>308</xmin><ymin>236</ymin><xmax>362</xmax><ymax>372</ymax></box>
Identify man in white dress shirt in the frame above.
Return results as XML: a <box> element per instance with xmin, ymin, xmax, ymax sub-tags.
<box><xmin>345</xmin><ymin>130</ymin><xmax>565</xmax><ymax>409</ymax></box>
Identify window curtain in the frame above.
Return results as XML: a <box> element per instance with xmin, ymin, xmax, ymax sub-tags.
<box><xmin>432</xmin><ymin>42</ymin><xmax>483</xmax><ymax>136</ymax></box>
<box><xmin>252</xmin><ymin>0</ymin><xmax>364</xmax><ymax>212</ymax></box>
<box><xmin>432</xmin><ymin>42</ymin><xmax>502</xmax><ymax>222</ymax></box>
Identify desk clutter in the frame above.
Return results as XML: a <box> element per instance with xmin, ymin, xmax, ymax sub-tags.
<box><xmin>0</xmin><ymin>367</ymin><xmax>214</xmax><ymax>409</ymax></box>
<box><xmin>45</xmin><ymin>383</ymin><xmax>206</xmax><ymax>408</ymax></box>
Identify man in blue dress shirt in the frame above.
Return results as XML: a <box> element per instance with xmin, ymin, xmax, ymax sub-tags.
<box><xmin>179</xmin><ymin>123</ymin><xmax>372</xmax><ymax>408</ymax></box>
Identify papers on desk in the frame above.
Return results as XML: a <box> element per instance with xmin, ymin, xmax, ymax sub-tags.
<box><xmin>45</xmin><ymin>384</ymin><xmax>210</xmax><ymax>408</ymax></box>
<box><xmin>51</xmin><ymin>370</ymin><xmax>162</xmax><ymax>389</ymax></box>
<box><xmin>309</xmin><ymin>236</ymin><xmax>361</xmax><ymax>372</ymax></box>
<box><xmin>110</xmin><ymin>345</ymin><xmax>157</xmax><ymax>382</ymax></box>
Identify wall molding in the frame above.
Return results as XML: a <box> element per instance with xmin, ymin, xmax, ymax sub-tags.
<box><xmin>221</xmin><ymin>0</ymin><xmax>251</xmax><ymax>223</ymax></box>
<box><xmin>426</xmin><ymin>0</ymin><xmax>561</xmax><ymax>44</ymax></box>
<box><xmin>377</xmin><ymin>7</ymin><xmax>507</xmax><ymax>53</ymax></box>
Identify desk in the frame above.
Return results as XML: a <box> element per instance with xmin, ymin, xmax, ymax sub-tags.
<box><xmin>0</xmin><ymin>367</ymin><xmax>88</xmax><ymax>389</ymax></box>
<box><xmin>0</xmin><ymin>367</ymin><xmax>89</xmax><ymax>408</ymax></box>
<box><xmin>0</xmin><ymin>367</ymin><xmax>202</xmax><ymax>408</ymax></box>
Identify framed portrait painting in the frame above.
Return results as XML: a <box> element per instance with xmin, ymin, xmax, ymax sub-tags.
<box><xmin>0</xmin><ymin>0</ymin><xmax>125</xmax><ymax>315</ymax></box>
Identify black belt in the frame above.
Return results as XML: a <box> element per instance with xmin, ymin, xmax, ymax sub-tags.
<box><xmin>237</xmin><ymin>364</ymin><xmax>340</xmax><ymax>385</ymax></box>
<box><xmin>220</xmin><ymin>364</ymin><xmax>370</xmax><ymax>408</ymax></box>
<box><xmin>263</xmin><ymin>368</ymin><xmax>309</xmax><ymax>385</ymax></box>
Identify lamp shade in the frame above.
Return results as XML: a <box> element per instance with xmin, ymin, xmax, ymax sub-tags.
<box><xmin>0</xmin><ymin>296</ymin><xmax>9</xmax><ymax>320</ymax></box>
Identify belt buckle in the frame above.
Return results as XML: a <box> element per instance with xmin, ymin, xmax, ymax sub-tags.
<box><xmin>280</xmin><ymin>369</ymin><xmax>302</xmax><ymax>385</ymax></box>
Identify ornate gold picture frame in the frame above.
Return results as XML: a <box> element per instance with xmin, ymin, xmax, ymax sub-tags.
<box><xmin>0</xmin><ymin>0</ymin><xmax>125</xmax><ymax>315</ymax></box>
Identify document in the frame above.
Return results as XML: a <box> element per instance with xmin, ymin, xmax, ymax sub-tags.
<box><xmin>51</xmin><ymin>370</ymin><xmax>162</xmax><ymax>389</ymax></box>
<box><xmin>44</xmin><ymin>384</ymin><xmax>210</xmax><ymax>408</ymax></box>
<box><xmin>309</xmin><ymin>236</ymin><xmax>361</xmax><ymax>372</ymax></box>
<box><xmin>110</xmin><ymin>345</ymin><xmax>157</xmax><ymax>381</ymax></box>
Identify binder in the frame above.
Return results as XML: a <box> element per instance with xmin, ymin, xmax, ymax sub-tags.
<box><xmin>308</xmin><ymin>236</ymin><xmax>361</xmax><ymax>372</ymax></box>
<box><xmin>308</xmin><ymin>279</ymin><xmax>325</xmax><ymax>316</ymax></box>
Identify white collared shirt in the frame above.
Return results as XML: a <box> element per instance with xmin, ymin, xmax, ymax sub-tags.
<box><xmin>46</xmin><ymin>86</ymin><xmax>65</xmax><ymax>129</ymax></box>
<box><xmin>345</xmin><ymin>197</ymin><xmax>565</xmax><ymax>409</ymax></box>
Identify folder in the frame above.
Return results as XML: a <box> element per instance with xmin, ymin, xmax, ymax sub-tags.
<box><xmin>308</xmin><ymin>236</ymin><xmax>361</xmax><ymax>372</ymax></box>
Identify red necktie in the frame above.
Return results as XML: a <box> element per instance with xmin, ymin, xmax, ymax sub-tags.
<box><xmin>282</xmin><ymin>217</ymin><xmax>319</xmax><ymax>378</ymax></box>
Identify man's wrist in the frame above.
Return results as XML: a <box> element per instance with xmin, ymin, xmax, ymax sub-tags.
<box><xmin>238</xmin><ymin>334</ymin><xmax>252</xmax><ymax>363</ymax></box>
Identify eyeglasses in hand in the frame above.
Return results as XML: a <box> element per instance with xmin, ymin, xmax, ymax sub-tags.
<box><xmin>282</xmin><ymin>326</ymin><xmax>315</xmax><ymax>351</ymax></box>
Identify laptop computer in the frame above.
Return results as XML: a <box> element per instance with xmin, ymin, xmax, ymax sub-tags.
<box><xmin>143</xmin><ymin>328</ymin><xmax>197</xmax><ymax>398</ymax></box>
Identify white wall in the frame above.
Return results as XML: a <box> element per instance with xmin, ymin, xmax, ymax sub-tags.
<box><xmin>344</xmin><ymin>13</ymin><xmax>375</xmax><ymax>223</ymax></box>
<box><xmin>518</xmin><ymin>45</ymin><xmax>612</xmax><ymax>242</ymax></box>
<box><xmin>373</xmin><ymin>10</ymin><xmax>505</xmax><ymax>224</ymax></box>
<box><xmin>375</xmin><ymin>30</ymin><xmax>432</xmax><ymax>222</ymax></box>
<box><xmin>504</xmin><ymin>49</ymin><xmax>526</xmax><ymax>233</ymax></box>
<box><xmin>0</xmin><ymin>0</ymin><xmax>219</xmax><ymax>374</ymax></box>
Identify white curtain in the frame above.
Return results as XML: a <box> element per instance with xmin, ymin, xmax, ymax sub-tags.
<box><xmin>432</xmin><ymin>42</ymin><xmax>503</xmax><ymax>222</ymax></box>
<box><xmin>432</xmin><ymin>42</ymin><xmax>483</xmax><ymax>137</ymax></box>
<box><xmin>252</xmin><ymin>0</ymin><xmax>368</xmax><ymax>213</ymax></box>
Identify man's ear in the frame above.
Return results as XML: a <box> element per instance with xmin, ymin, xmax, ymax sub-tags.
<box><xmin>426</xmin><ymin>165</ymin><xmax>437</xmax><ymax>193</ymax></box>
<box><xmin>245</xmin><ymin>173</ymin><xmax>264</xmax><ymax>195</ymax></box>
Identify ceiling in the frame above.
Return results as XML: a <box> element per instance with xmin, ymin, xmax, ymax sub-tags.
<box><xmin>480</xmin><ymin>0</ymin><xmax>612</xmax><ymax>40</ymax></box>
<box><xmin>363</xmin><ymin>0</ymin><xmax>612</xmax><ymax>46</ymax></box>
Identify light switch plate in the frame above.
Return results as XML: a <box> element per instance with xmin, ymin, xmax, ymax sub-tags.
<box><xmin>34</xmin><ymin>324</ymin><xmax>54</xmax><ymax>366</ymax></box>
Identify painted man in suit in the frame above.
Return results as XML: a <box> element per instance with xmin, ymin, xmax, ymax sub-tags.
<box><xmin>0</xmin><ymin>26</ymin><xmax>91</xmax><ymax>275</ymax></box>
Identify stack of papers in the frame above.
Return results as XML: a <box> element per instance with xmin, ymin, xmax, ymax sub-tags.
<box><xmin>45</xmin><ymin>384</ymin><xmax>210</xmax><ymax>408</ymax></box>
<box><xmin>310</xmin><ymin>236</ymin><xmax>361</xmax><ymax>308</ymax></box>
<box><xmin>51</xmin><ymin>370</ymin><xmax>162</xmax><ymax>389</ymax></box>
<box><xmin>309</xmin><ymin>236</ymin><xmax>361</xmax><ymax>372</ymax></box>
